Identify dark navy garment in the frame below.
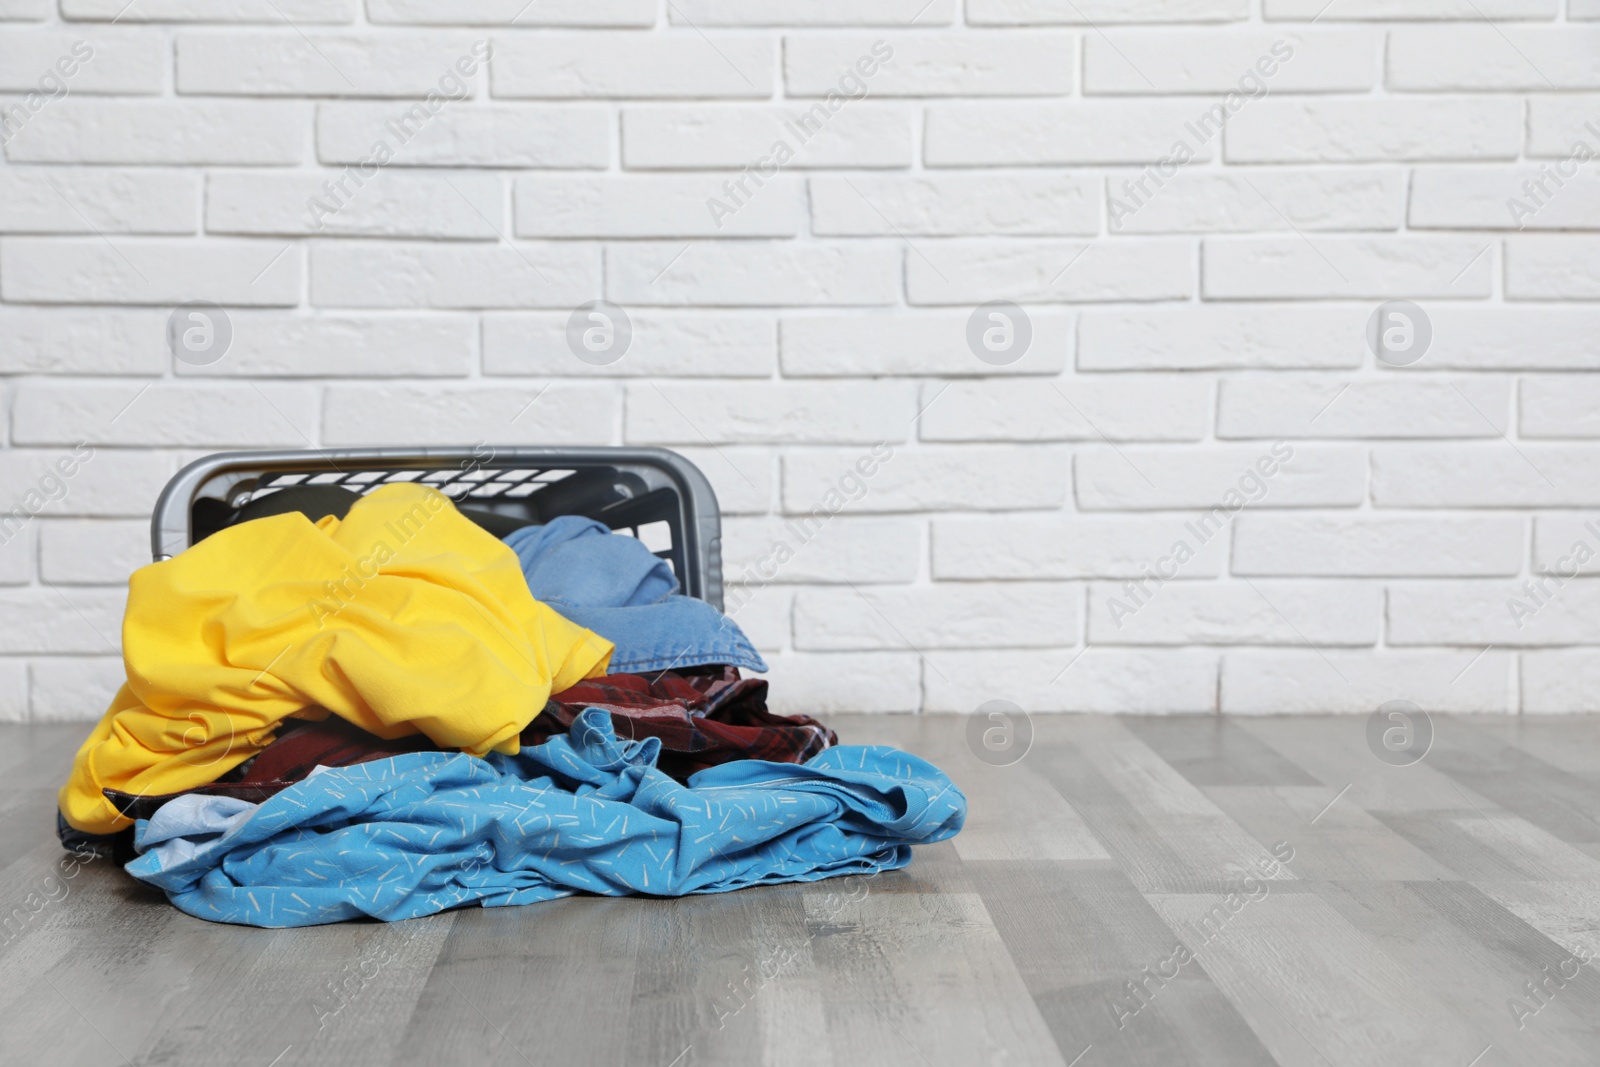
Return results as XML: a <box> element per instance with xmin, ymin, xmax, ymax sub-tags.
<box><xmin>503</xmin><ymin>516</ymin><xmax>766</xmax><ymax>675</ymax></box>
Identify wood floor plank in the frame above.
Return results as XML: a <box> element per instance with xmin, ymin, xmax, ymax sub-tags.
<box><xmin>1035</xmin><ymin>718</ymin><xmax>1297</xmax><ymax>894</ymax></box>
<box><xmin>133</xmin><ymin>914</ymin><xmax>455</xmax><ymax>1067</ymax></box>
<box><xmin>1144</xmin><ymin>891</ymin><xmax>1485</xmax><ymax>1067</ymax></box>
<box><xmin>0</xmin><ymin>727</ymin><xmax>88</xmax><ymax>794</ymax></box>
<box><xmin>397</xmin><ymin>895</ymin><xmax>645</xmax><ymax>1066</ymax></box>
<box><xmin>1468</xmin><ymin>716</ymin><xmax>1600</xmax><ymax>778</ymax></box>
<box><xmin>805</xmin><ymin>885</ymin><xmax>1068</xmax><ymax>1066</ymax></box>
<box><xmin>1232</xmin><ymin>716</ymin><xmax>1487</xmax><ymax>811</ymax></box>
<box><xmin>870</xmin><ymin>714</ymin><xmax>1111</xmax><ymax>864</ymax></box>
<box><xmin>1318</xmin><ymin>879</ymin><xmax>1600</xmax><ymax>1067</ymax></box>
<box><xmin>1424</xmin><ymin>721</ymin><xmax>1600</xmax><ymax>845</ymax></box>
<box><xmin>1378</xmin><ymin>808</ymin><xmax>1600</xmax><ymax>883</ymax></box>
<box><xmin>969</xmin><ymin>860</ymin><xmax>1278</xmax><ymax>1067</ymax></box>
<box><xmin>1123</xmin><ymin>717</ymin><xmax>1323</xmax><ymax>789</ymax></box>
<box><xmin>1201</xmin><ymin>785</ymin><xmax>1459</xmax><ymax>882</ymax></box>
<box><xmin>1469</xmin><ymin>879</ymin><xmax>1600</xmax><ymax>963</ymax></box>
<box><xmin>6</xmin><ymin>714</ymin><xmax>1600</xmax><ymax>1066</ymax></box>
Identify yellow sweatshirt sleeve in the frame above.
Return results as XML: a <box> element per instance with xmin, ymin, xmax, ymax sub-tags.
<box><xmin>60</xmin><ymin>483</ymin><xmax>612</xmax><ymax>834</ymax></box>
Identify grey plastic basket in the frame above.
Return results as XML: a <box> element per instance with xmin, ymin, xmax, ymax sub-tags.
<box><xmin>150</xmin><ymin>446</ymin><xmax>725</xmax><ymax>610</ymax></box>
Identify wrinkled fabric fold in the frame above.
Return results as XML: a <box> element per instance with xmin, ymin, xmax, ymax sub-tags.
<box><xmin>61</xmin><ymin>483</ymin><xmax>614</xmax><ymax>835</ymax></box>
<box><xmin>126</xmin><ymin>709</ymin><xmax>965</xmax><ymax>928</ymax></box>
<box><xmin>95</xmin><ymin>667</ymin><xmax>835</xmax><ymax>827</ymax></box>
<box><xmin>527</xmin><ymin>667</ymin><xmax>835</xmax><ymax>779</ymax></box>
<box><xmin>505</xmin><ymin>516</ymin><xmax>766</xmax><ymax>674</ymax></box>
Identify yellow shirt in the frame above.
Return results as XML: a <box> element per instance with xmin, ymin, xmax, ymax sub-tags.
<box><xmin>60</xmin><ymin>483</ymin><xmax>613</xmax><ymax>834</ymax></box>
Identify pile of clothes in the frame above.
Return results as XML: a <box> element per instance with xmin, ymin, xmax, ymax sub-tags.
<box><xmin>57</xmin><ymin>482</ymin><xmax>965</xmax><ymax>928</ymax></box>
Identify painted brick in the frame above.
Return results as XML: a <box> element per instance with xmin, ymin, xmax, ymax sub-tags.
<box><xmin>0</xmin><ymin>309</ymin><xmax>166</xmax><ymax>374</ymax></box>
<box><xmin>621</xmin><ymin>105</ymin><xmax>912</xmax><ymax>168</ymax></box>
<box><xmin>1232</xmin><ymin>515</ymin><xmax>1525</xmax><ymax>577</ymax></box>
<box><xmin>919</xmin><ymin>377</ymin><xmax>1210</xmax><ymax>441</ymax></box>
<box><xmin>781</xmin><ymin>312</ymin><xmax>1072</xmax><ymax>377</ymax></box>
<box><xmin>721</xmin><ymin>517</ymin><xmax>920</xmax><ymax>584</ymax></box>
<box><xmin>1</xmin><ymin>237</ymin><xmax>301</xmax><ymax>306</ymax></box>
<box><xmin>968</xmin><ymin>0</ymin><xmax>1247</xmax><ymax>23</ymax></box>
<box><xmin>482</xmin><ymin>313</ymin><xmax>777</xmax><ymax>378</ymax></box>
<box><xmin>1526</xmin><ymin>95</ymin><xmax>1600</xmax><ymax>158</ymax></box>
<box><xmin>39</xmin><ymin>519</ymin><xmax>147</xmax><ymax>584</ymax></box>
<box><xmin>0</xmin><ymin>588</ymin><xmax>125</xmax><ymax>654</ymax></box>
<box><xmin>933</xmin><ymin>516</ymin><xmax>1227</xmax><ymax>580</ymax></box>
<box><xmin>608</xmin><ymin>241</ymin><xmax>898</xmax><ymax>307</ymax></box>
<box><xmin>627</xmin><ymin>382</ymin><xmax>914</xmax><ymax>444</ymax></box>
<box><xmin>63</xmin><ymin>0</ymin><xmax>354</xmax><ymax>18</ymax></box>
<box><xmin>669</xmin><ymin>447</ymin><xmax>775</xmax><ymax>515</ymax></box>
<box><xmin>28</xmin><ymin>656</ymin><xmax>127</xmax><ymax>722</ymax></box>
<box><xmin>1264</xmin><ymin>0</ymin><xmax>1554</xmax><ymax>15</ymax></box>
<box><xmin>515</xmin><ymin>175</ymin><xmax>805</xmax><ymax>238</ymax></box>
<box><xmin>1521</xmin><ymin>376</ymin><xmax>1600</xmax><ymax>438</ymax></box>
<box><xmin>759</xmin><ymin>651</ymin><xmax>921</xmax><ymax>714</ymax></box>
<box><xmin>178</xmin><ymin>315</ymin><xmax>475</xmax><ymax>377</ymax></box>
<box><xmin>0</xmin><ymin>448</ymin><xmax>175</xmax><ymax>518</ymax></box>
<box><xmin>669</xmin><ymin>0</ymin><xmax>957</xmax><ymax>24</ymax></box>
<box><xmin>1221</xmin><ymin>650</ymin><xmax>1513</xmax><ymax>714</ymax></box>
<box><xmin>782</xmin><ymin>446</ymin><xmax>1070</xmax><ymax>512</ymax></box>
<box><xmin>0</xmin><ymin>525</ymin><xmax>32</xmax><ymax>585</ymax></box>
<box><xmin>1110</xmin><ymin>168</ymin><xmax>1403</xmax><ymax>234</ymax></box>
<box><xmin>794</xmin><ymin>583</ymin><xmax>1080</xmax><ymax>650</ymax></box>
<box><xmin>4</xmin><ymin>100</ymin><xmax>309</xmax><ymax>165</ymax></box>
<box><xmin>310</xmin><ymin>240</ymin><xmax>597</xmax><ymax>309</ymax></box>
<box><xmin>1217</xmin><ymin>378</ymin><xmax>1511</xmax><ymax>439</ymax></box>
<box><xmin>322</xmin><ymin>384</ymin><xmax>617</xmax><ymax>446</ymax></box>
<box><xmin>0</xmin><ymin>0</ymin><xmax>49</xmax><ymax>19</ymax></box>
<box><xmin>0</xmin><ymin>168</ymin><xmax>196</xmax><ymax>234</ymax></box>
<box><xmin>923</xmin><ymin>648</ymin><xmax>1220</xmax><ymax>713</ymax></box>
<box><xmin>1523</xmin><ymin>650</ymin><xmax>1600</xmax><ymax>712</ymax></box>
<box><xmin>368</xmin><ymin>0</ymin><xmax>654</xmax><ymax>24</ymax></box>
<box><xmin>1506</xmin><ymin>236</ymin><xmax>1600</xmax><ymax>299</ymax></box>
<box><xmin>785</xmin><ymin>33</ymin><xmax>1073</xmax><ymax>97</ymax></box>
<box><xmin>1533</xmin><ymin>515</ymin><xmax>1600</xmax><ymax>576</ymax></box>
<box><xmin>1078</xmin><ymin>305</ymin><xmax>1366</xmax><ymax>370</ymax></box>
<box><xmin>1089</xmin><ymin>580</ymin><xmax>1381</xmax><ymax>646</ymax></box>
<box><xmin>1399</xmin><ymin>306</ymin><xmax>1600</xmax><ymax>370</ymax></box>
<box><xmin>1225</xmin><ymin>98</ymin><xmax>1522</xmax><ymax>163</ymax></box>
<box><xmin>491</xmin><ymin>34</ymin><xmax>772</xmax><ymax>98</ymax></box>
<box><xmin>925</xmin><ymin>101</ymin><xmax>1221</xmax><ymax>166</ymax></box>
<box><xmin>1076</xmin><ymin>445</ymin><xmax>1366</xmax><ymax>510</ymax></box>
<box><xmin>1202</xmin><ymin>237</ymin><xmax>1494</xmax><ymax>299</ymax></box>
<box><xmin>907</xmin><ymin>240</ymin><xmax>1194</xmax><ymax>304</ymax></box>
<box><xmin>724</xmin><ymin>583</ymin><xmax>788</xmax><ymax>650</ymax></box>
<box><xmin>1389</xmin><ymin>27</ymin><xmax>1600</xmax><ymax>91</ymax></box>
<box><xmin>208</xmin><ymin>172</ymin><xmax>502</xmax><ymax>238</ymax></box>
<box><xmin>318</xmin><ymin>103</ymin><xmax>608</xmax><ymax>168</ymax></box>
<box><xmin>810</xmin><ymin>174</ymin><xmax>1099</xmax><ymax>236</ymax></box>
<box><xmin>1373</xmin><ymin>445</ymin><xmax>1600</xmax><ymax>508</ymax></box>
<box><xmin>13</xmin><ymin>382</ymin><xmax>318</xmax><ymax>447</ymax></box>
<box><xmin>1084</xmin><ymin>29</ymin><xmax>1377</xmax><ymax>95</ymax></box>
<box><xmin>176</xmin><ymin>33</ymin><xmax>484</xmax><ymax>97</ymax></box>
<box><xmin>0</xmin><ymin>658</ymin><xmax>28</xmax><ymax>722</ymax></box>
<box><xmin>1411</xmin><ymin>167</ymin><xmax>1600</xmax><ymax>231</ymax></box>
<box><xmin>1389</xmin><ymin>580</ymin><xmax>1600</xmax><ymax>646</ymax></box>
<box><xmin>0</xmin><ymin>31</ymin><xmax>164</xmax><ymax>94</ymax></box>
<box><xmin>2</xmin><ymin>12</ymin><xmax>1597</xmax><ymax>710</ymax></box>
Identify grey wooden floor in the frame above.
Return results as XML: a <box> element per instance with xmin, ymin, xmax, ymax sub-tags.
<box><xmin>4</xmin><ymin>714</ymin><xmax>1600</xmax><ymax>1066</ymax></box>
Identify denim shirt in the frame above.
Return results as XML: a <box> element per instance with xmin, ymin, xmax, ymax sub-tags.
<box><xmin>503</xmin><ymin>516</ymin><xmax>766</xmax><ymax>675</ymax></box>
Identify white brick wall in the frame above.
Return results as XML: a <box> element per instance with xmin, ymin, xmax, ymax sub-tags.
<box><xmin>1</xmin><ymin>4</ymin><xmax>1597</xmax><ymax>722</ymax></box>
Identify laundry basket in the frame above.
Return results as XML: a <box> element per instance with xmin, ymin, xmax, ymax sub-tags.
<box><xmin>150</xmin><ymin>447</ymin><xmax>725</xmax><ymax>609</ymax></box>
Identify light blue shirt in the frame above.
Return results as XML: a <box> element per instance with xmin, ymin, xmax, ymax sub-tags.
<box><xmin>504</xmin><ymin>516</ymin><xmax>766</xmax><ymax>674</ymax></box>
<box><xmin>126</xmin><ymin>709</ymin><xmax>966</xmax><ymax>927</ymax></box>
